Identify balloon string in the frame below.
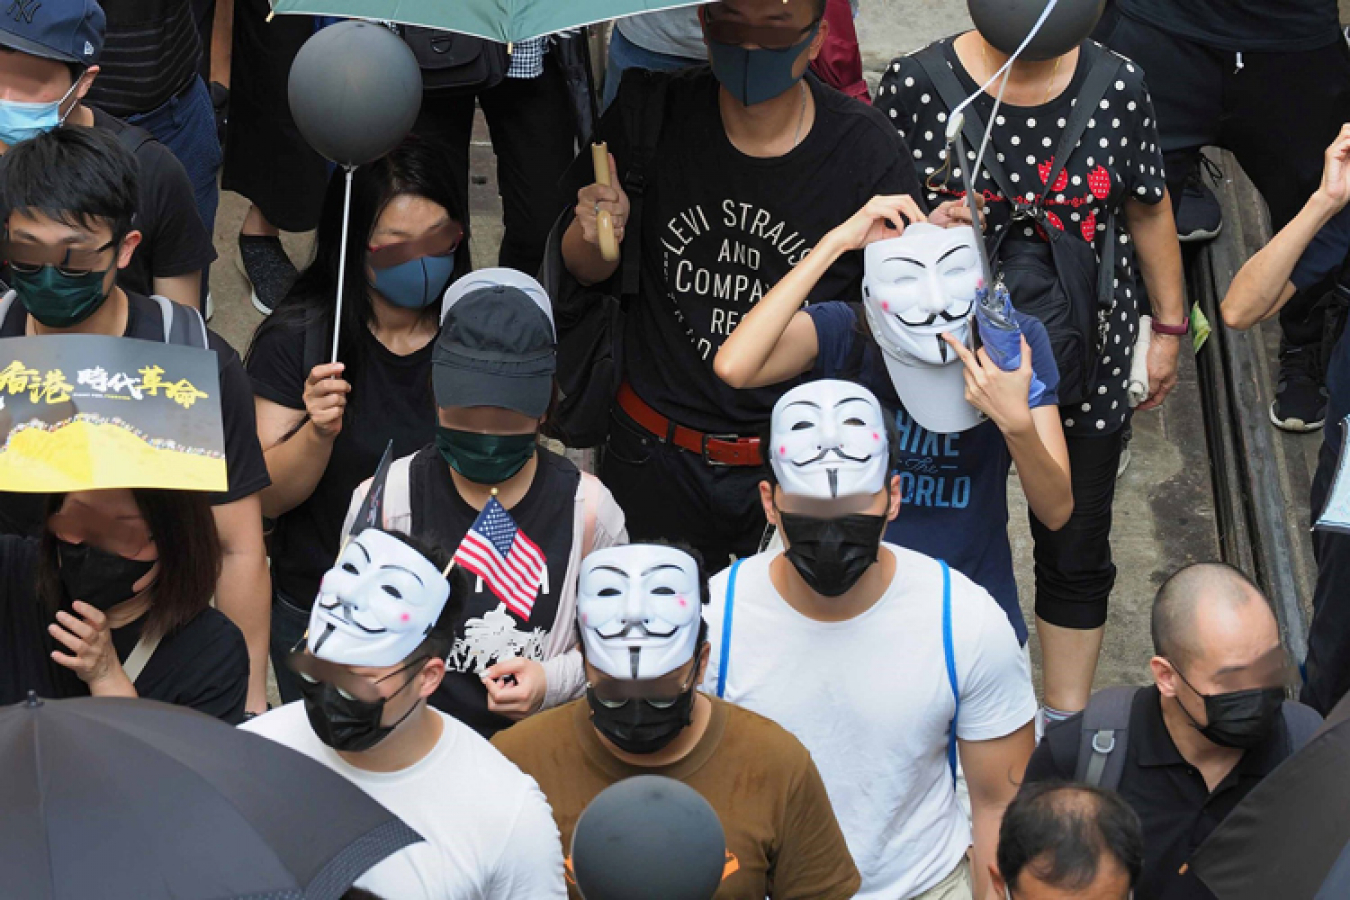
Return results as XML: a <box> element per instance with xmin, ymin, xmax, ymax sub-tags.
<box><xmin>969</xmin><ymin>66</ymin><xmax>1012</xmax><ymax>205</ymax></box>
<box><xmin>330</xmin><ymin>165</ymin><xmax>356</xmax><ymax>363</ymax></box>
<box><xmin>945</xmin><ymin>0</ymin><xmax>1060</xmax><ymax>141</ymax></box>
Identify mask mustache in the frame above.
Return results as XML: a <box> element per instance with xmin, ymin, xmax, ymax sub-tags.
<box><xmin>596</xmin><ymin>621</ymin><xmax>679</xmax><ymax>640</ymax></box>
<box><xmin>792</xmin><ymin>446</ymin><xmax>873</xmax><ymax>467</ymax></box>
<box><xmin>893</xmin><ymin>301</ymin><xmax>974</xmax><ymax>328</ymax></box>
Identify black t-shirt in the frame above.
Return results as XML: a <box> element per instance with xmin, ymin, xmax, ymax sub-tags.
<box><xmin>0</xmin><ymin>291</ymin><xmax>270</xmax><ymax>536</ymax></box>
<box><xmin>90</xmin><ymin>110</ymin><xmax>218</xmax><ymax>295</ymax></box>
<box><xmin>1025</xmin><ymin>686</ymin><xmax>1303</xmax><ymax>900</ymax></box>
<box><xmin>567</xmin><ymin>68</ymin><xmax>922</xmax><ymax>433</ymax></box>
<box><xmin>408</xmin><ymin>443</ymin><xmax>579</xmax><ymax>738</ymax></box>
<box><xmin>1117</xmin><ymin>0</ymin><xmax>1341</xmax><ymax>53</ymax></box>
<box><xmin>247</xmin><ymin>313</ymin><xmax>437</xmax><ymax>608</ymax></box>
<box><xmin>878</xmin><ymin>40</ymin><xmax>1166</xmax><ymax>437</ymax></box>
<box><xmin>0</xmin><ymin>535</ymin><xmax>249</xmax><ymax>723</ymax></box>
<box><xmin>86</xmin><ymin>0</ymin><xmax>203</xmax><ymax>116</ymax></box>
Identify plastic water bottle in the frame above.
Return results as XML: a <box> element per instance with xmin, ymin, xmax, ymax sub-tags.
<box><xmin>975</xmin><ymin>282</ymin><xmax>1047</xmax><ymax>408</ymax></box>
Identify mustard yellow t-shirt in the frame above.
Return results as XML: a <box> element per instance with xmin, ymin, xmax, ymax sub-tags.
<box><xmin>492</xmin><ymin>694</ymin><xmax>860</xmax><ymax>900</ymax></box>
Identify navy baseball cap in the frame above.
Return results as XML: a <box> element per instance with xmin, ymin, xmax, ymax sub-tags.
<box><xmin>0</xmin><ymin>0</ymin><xmax>104</xmax><ymax>66</ymax></box>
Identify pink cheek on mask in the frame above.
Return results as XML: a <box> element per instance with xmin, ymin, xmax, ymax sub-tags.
<box><xmin>779</xmin><ymin>445</ymin><xmax>786</xmax><ymax>456</ymax></box>
<box><xmin>881</xmin><ymin>301</ymin><xmax>890</xmax><ymax>312</ymax></box>
<box><xmin>873</xmin><ymin>432</ymin><xmax>879</xmax><ymax>441</ymax></box>
<box><xmin>677</xmin><ymin>596</ymin><xmax>688</xmax><ymax>608</ymax></box>
<box><xmin>401</xmin><ymin>613</ymin><xmax>410</xmax><ymax>622</ymax></box>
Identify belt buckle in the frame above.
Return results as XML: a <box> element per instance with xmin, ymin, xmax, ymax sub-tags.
<box><xmin>701</xmin><ymin>432</ymin><xmax>743</xmax><ymax>467</ymax></box>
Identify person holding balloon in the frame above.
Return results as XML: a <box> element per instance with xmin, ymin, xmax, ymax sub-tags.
<box><xmin>247</xmin><ymin>134</ymin><xmax>472</xmax><ymax>704</ymax></box>
<box><xmin>876</xmin><ymin>0</ymin><xmax>1187</xmax><ymax>725</ymax></box>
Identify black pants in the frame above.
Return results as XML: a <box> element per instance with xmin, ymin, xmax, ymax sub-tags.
<box><xmin>1303</xmin><ymin>439</ymin><xmax>1350</xmax><ymax>714</ymax></box>
<box><xmin>269</xmin><ymin>587</ymin><xmax>311</xmax><ymax>705</ymax></box>
<box><xmin>1096</xmin><ymin>8</ymin><xmax>1350</xmax><ymax>349</ymax></box>
<box><xmin>413</xmin><ymin>55</ymin><xmax>576</xmax><ymax>278</ymax></box>
<box><xmin>601</xmin><ymin>408</ymin><xmax>767</xmax><ymax>571</ymax></box>
<box><xmin>220</xmin><ymin>0</ymin><xmax>329</xmax><ymax>232</ymax></box>
<box><xmin>1031</xmin><ymin>427</ymin><xmax>1128</xmax><ymax>630</ymax></box>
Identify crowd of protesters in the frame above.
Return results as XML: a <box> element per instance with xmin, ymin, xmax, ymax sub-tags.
<box><xmin>1</xmin><ymin>0</ymin><xmax>1348</xmax><ymax>897</ymax></box>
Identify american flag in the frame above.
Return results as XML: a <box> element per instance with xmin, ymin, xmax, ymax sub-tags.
<box><xmin>453</xmin><ymin>497</ymin><xmax>546</xmax><ymax>621</ymax></box>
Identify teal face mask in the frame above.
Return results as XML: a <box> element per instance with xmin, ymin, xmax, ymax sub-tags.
<box><xmin>436</xmin><ymin>427</ymin><xmax>537</xmax><ymax>485</ymax></box>
<box><xmin>11</xmin><ymin>262</ymin><xmax>112</xmax><ymax>328</ymax></box>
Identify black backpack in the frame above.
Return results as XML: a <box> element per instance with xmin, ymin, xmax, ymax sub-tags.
<box><xmin>1072</xmin><ymin>686</ymin><xmax>1324</xmax><ymax>790</ymax></box>
<box><xmin>397</xmin><ymin>26</ymin><xmax>510</xmax><ymax>96</ymax></box>
<box><xmin>538</xmin><ymin>69</ymin><xmax>668</xmax><ymax>449</ymax></box>
<box><xmin>916</xmin><ymin>42</ymin><xmax>1122</xmax><ymax>407</ymax></box>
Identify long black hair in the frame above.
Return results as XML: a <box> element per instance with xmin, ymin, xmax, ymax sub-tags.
<box><xmin>246</xmin><ymin>134</ymin><xmax>472</xmax><ymax>401</ymax></box>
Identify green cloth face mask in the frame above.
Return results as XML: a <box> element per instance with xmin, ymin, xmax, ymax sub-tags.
<box><xmin>12</xmin><ymin>263</ymin><xmax>112</xmax><ymax>328</ymax></box>
<box><xmin>435</xmin><ymin>426</ymin><xmax>537</xmax><ymax>485</ymax></box>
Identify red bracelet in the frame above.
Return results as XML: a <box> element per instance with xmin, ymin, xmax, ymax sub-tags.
<box><xmin>1151</xmin><ymin>317</ymin><xmax>1189</xmax><ymax>336</ymax></box>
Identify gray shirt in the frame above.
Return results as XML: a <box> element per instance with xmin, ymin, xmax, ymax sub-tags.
<box><xmin>616</xmin><ymin>8</ymin><xmax>706</xmax><ymax>60</ymax></box>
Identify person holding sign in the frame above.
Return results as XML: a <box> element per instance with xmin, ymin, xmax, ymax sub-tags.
<box><xmin>247</xmin><ymin>136</ymin><xmax>471</xmax><ymax>704</ymax></box>
<box><xmin>344</xmin><ymin>270</ymin><xmax>627</xmax><ymax>739</ymax></box>
<box><xmin>0</xmin><ymin>127</ymin><xmax>272</xmax><ymax>715</ymax></box>
<box><xmin>492</xmin><ymin>542</ymin><xmax>860</xmax><ymax>900</ymax></box>
<box><xmin>559</xmin><ymin>0</ymin><xmax>929</xmax><ymax>568</ymax></box>
<box><xmin>0</xmin><ymin>487</ymin><xmax>247</xmax><ymax>722</ymax></box>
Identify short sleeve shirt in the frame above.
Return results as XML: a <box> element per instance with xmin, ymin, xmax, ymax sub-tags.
<box><xmin>566</xmin><ymin>67</ymin><xmax>924</xmax><ymax>433</ymax></box>
<box><xmin>877</xmin><ymin>39</ymin><xmax>1168</xmax><ymax>436</ymax></box>
<box><xmin>806</xmin><ymin>300</ymin><xmax>1059</xmax><ymax>642</ymax></box>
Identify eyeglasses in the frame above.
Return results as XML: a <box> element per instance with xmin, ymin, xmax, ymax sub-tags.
<box><xmin>3</xmin><ymin>238</ymin><xmax>116</xmax><ymax>278</ymax></box>
<box><xmin>587</xmin><ymin>665</ymin><xmax>698</xmax><ymax>709</ymax></box>
<box><xmin>287</xmin><ymin>651</ymin><xmax>428</xmax><ymax>704</ymax></box>
<box><xmin>367</xmin><ymin>220</ymin><xmax>464</xmax><ymax>271</ymax></box>
<box><xmin>702</xmin><ymin>9</ymin><xmax>822</xmax><ymax>50</ymax></box>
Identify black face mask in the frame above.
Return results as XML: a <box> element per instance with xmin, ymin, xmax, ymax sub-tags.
<box><xmin>1174</xmin><ymin>666</ymin><xmax>1286</xmax><ymax>750</ymax></box>
<box><xmin>587</xmin><ymin>684</ymin><xmax>696</xmax><ymax>754</ymax></box>
<box><xmin>777</xmin><ymin>510</ymin><xmax>888</xmax><ymax>597</ymax></box>
<box><xmin>299</xmin><ymin>658</ymin><xmax>425</xmax><ymax>753</ymax></box>
<box><xmin>56</xmin><ymin>540</ymin><xmax>156</xmax><ymax>612</ymax></box>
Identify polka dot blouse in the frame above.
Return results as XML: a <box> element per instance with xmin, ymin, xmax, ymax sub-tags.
<box><xmin>877</xmin><ymin>38</ymin><xmax>1167</xmax><ymax>437</ymax></box>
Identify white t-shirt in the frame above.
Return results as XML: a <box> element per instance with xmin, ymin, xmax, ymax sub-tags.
<box><xmin>703</xmin><ymin>545</ymin><xmax>1036</xmax><ymax>900</ymax></box>
<box><xmin>242</xmin><ymin>703</ymin><xmax>566</xmax><ymax>899</ymax></box>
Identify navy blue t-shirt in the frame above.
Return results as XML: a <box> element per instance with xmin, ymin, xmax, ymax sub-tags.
<box><xmin>1292</xmin><ymin>206</ymin><xmax>1350</xmax><ymax>460</ymax></box>
<box><xmin>806</xmin><ymin>302</ymin><xmax>1061</xmax><ymax>642</ymax></box>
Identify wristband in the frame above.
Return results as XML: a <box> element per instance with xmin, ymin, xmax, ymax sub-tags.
<box><xmin>1151</xmin><ymin>317</ymin><xmax>1189</xmax><ymax>336</ymax></box>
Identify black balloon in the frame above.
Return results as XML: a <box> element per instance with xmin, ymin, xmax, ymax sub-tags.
<box><xmin>571</xmin><ymin>776</ymin><xmax>726</xmax><ymax>900</ymax></box>
<box><xmin>968</xmin><ymin>0</ymin><xmax>1105</xmax><ymax>61</ymax></box>
<box><xmin>287</xmin><ymin>20</ymin><xmax>422</xmax><ymax>166</ymax></box>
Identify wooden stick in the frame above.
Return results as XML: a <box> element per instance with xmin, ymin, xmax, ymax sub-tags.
<box><xmin>591</xmin><ymin>142</ymin><xmax>620</xmax><ymax>262</ymax></box>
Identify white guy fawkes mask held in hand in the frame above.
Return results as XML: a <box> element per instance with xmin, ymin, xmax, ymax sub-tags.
<box><xmin>862</xmin><ymin>223</ymin><xmax>984</xmax><ymax>434</ymax></box>
<box><xmin>578</xmin><ymin>545</ymin><xmax>703</xmax><ymax>680</ymax></box>
<box><xmin>308</xmin><ymin>529</ymin><xmax>451</xmax><ymax>667</ymax></box>
<box><xmin>769</xmin><ymin>379</ymin><xmax>889</xmax><ymax>501</ymax></box>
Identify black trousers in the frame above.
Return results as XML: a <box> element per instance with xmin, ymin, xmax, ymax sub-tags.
<box><xmin>220</xmin><ymin>0</ymin><xmax>329</xmax><ymax>232</ymax></box>
<box><xmin>1303</xmin><ymin>439</ymin><xmax>1350</xmax><ymax>714</ymax></box>
<box><xmin>413</xmin><ymin>55</ymin><xmax>576</xmax><ymax>278</ymax></box>
<box><xmin>601</xmin><ymin>407</ymin><xmax>768</xmax><ymax>572</ymax></box>
<box><xmin>1030</xmin><ymin>427</ymin><xmax>1128</xmax><ymax>630</ymax></box>
<box><xmin>1096</xmin><ymin>8</ymin><xmax>1350</xmax><ymax>349</ymax></box>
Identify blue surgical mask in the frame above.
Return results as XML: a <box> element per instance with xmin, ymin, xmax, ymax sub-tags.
<box><xmin>0</xmin><ymin>80</ymin><xmax>80</xmax><ymax>148</ymax></box>
<box><xmin>370</xmin><ymin>254</ymin><xmax>457</xmax><ymax>310</ymax></box>
<box><xmin>707</xmin><ymin>23</ymin><xmax>819</xmax><ymax>107</ymax></box>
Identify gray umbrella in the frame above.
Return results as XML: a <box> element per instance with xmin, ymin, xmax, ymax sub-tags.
<box><xmin>0</xmin><ymin>694</ymin><xmax>422</xmax><ymax>900</ymax></box>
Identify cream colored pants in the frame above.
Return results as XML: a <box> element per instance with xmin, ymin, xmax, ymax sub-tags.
<box><xmin>912</xmin><ymin>858</ymin><xmax>974</xmax><ymax>900</ymax></box>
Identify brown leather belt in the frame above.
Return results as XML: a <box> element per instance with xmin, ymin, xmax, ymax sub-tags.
<box><xmin>616</xmin><ymin>382</ymin><xmax>763</xmax><ymax>467</ymax></box>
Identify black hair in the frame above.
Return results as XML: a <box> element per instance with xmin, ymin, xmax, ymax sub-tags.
<box><xmin>340</xmin><ymin>889</ymin><xmax>384</xmax><ymax>900</ymax></box>
<box><xmin>39</xmin><ymin>489</ymin><xmax>221</xmax><ymax>641</ymax></box>
<box><xmin>1152</xmin><ymin>562</ymin><xmax>1267</xmax><ymax>668</ymax></box>
<box><xmin>0</xmin><ymin>126</ymin><xmax>137</xmax><ymax>243</ymax></box>
<box><xmin>381</xmin><ymin>529</ymin><xmax>466</xmax><ymax>663</ymax></box>
<box><xmin>246</xmin><ymin>133</ymin><xmax>471</xmax><ymax>416</ymax></box>
<box><xmin>998</xmin><ymin>782</ymin><xmax>1143</xmax><ymax>893</ymax></box>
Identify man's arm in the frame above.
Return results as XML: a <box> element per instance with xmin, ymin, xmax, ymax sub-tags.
<box><xmin>152</xmin><ymin>271</ymin><xmax>204</xmax><ymax>310</ymax></box>
<box><xmin>960</xmin><ymin>722</ymin><xmax>1035</xmax><ymax>900</ymax></box>
<box><xmin>211</xmin><ymin>494</ymin><xmax>272</xmax><ymax>714</ymax></box>
<box><xmin>1224</xmin><ymin>125</ymin><xmax>1350</xmax><ymax>330</ymax></box>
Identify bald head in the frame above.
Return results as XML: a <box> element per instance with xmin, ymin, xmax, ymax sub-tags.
<box><xmin>1152</xmin><ymin>563</ymin><xmax>1275</xmax><ymax>670</ymax></box>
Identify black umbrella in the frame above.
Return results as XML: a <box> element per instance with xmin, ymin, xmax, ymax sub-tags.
<box><xmin>1191</xmin><ymin>694</ymin><xmax>1350</xmax><ymax>899</ymax></box>
<box><xmin>0</xmin><ymin>694</ymin><xmax>422</xmax><ymax>900</ymax></box>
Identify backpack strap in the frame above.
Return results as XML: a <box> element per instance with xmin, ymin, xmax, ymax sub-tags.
<box><xmin>380</xmin><ymin>454</ymin><xmax>414</xmax><ymax>533</ymax></box>
<box><xmin>1281</xmin><ymin>701</ymin><xmax>1323</xmax><ymax>753</ymax></box>
<box><xmin>1041</xmin><ymin>45</ymin><xmax>1121</xmax><ymax>207</ymax></box>
<box><xmin>715</xmin><ymin>558</ymin><xmax>745</xmax><ymax>699</ymax></box>
<box><xmin>122</xmin><ymin>629</ymin><xmax>164</xmax><ymax>683</ymax></box>
<box><xmin>940</xmin><ymin>560</ymin><xmax>959</xmax><ymax>784</ymax></box>
<box><xmin>114</xmin><ymin>121</ymin><xmax>156</xmax><ymax>157</ymax></box>
<box><xmin>579</xmin><ymin>471</ymin><xmax>602</xmax><ymax>554</ymax></box>
<box><xmin>1074</xmin><ymin>685</ymin><xmax>1140</xmax><ymax>789</ymax></box>
<box><xmin>151</xmin><ymin>294</ymin><xmax>209</xmax><ymax>349</ymax></box>
<box><xmin>615</xmin><ymin>69</ymin><xmax>669</xmax><ymax>301</ymax></box>
<box><xmin>0</xmin><ymin>290</ymin><xmax>18</xmax><ymax>334</ymax></box>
